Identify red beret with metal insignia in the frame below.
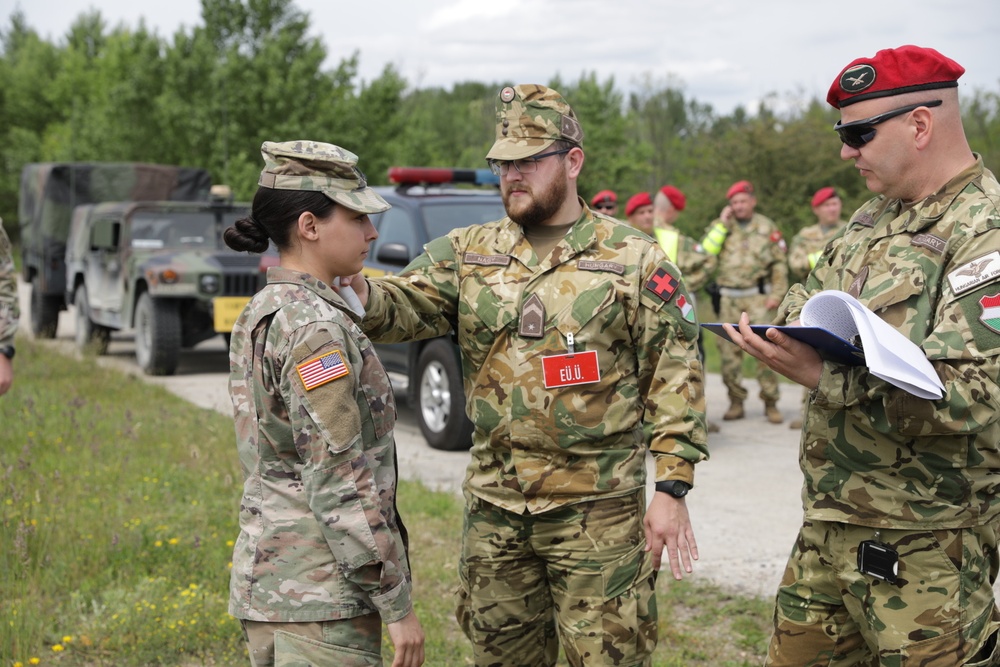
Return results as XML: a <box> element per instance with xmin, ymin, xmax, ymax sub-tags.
<box><xmin>827</xmin><ymin>45</ymin><xmax>964</xmax><ymax>109</ymax></box>
<box><xmin>590</xmin><ymin>189</ymin><xmax>617</xmax><ymax>207</ymax></box>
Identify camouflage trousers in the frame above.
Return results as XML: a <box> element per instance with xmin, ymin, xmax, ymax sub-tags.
<box><xmin>718</xmin><ymin>293</ymin><xmax>779</xmax><ymax>403</ymax></box>
<box><xmin>456</xmin><ymin>492</ymin><xmax>657</xmax><ymax>667</ymax></box>
<box><xmin>766</xmin><ymin>519</ymin><xmax>1000</xmax><ymax>666</ymax></box>
<box><xmin>240</xmin><ymin>614</ymin><xmax>382</xmax><ymax>667</ymax></box>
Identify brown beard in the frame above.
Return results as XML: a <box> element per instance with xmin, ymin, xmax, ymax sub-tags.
<box><xmin>502</xmin><ymin>167</ymin><xmax>568</xmax><ymax>228</ymax></box>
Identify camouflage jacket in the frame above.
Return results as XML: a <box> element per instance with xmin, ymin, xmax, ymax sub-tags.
<box><xmin>713</xmin><ymin>212</ymin><xmax>788</xmax><ymax>295</ymax></box>
<box><xmin>779</xmin><ymin>156</ymin><xmax>1000</xmax><ymax>529</ymax></box>
<box><xmin>787</xmin><ymin>221</ymin><xmax>845</xmax><ymax>284</ymax></box>
<box><xmin>228</xmin><ymin>267</ymin><xmax>412</xmax><ymax>623</ymax></box>
<box><xmin>0</xmin><ymin>223</ymin><xmax>19</xmax><ymax>347</ymax></box>
<box><xmin>363</xmin><ymin>201</ymin><xmax>708</xmax><ymax>514</ymax></box>
<box><xmin>653</xmin><ymin>226</ymin><xmax>717</xmax><ymax>293</ymax></box>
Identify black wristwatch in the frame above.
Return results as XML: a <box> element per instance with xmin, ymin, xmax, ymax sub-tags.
<box><xmin>655</xmin><ymin>480</ymin><xmax>690</xmax><ymax>498</ymax></box>
<box><xmin>0</xmin><ymin>345</ymin><xmax>13</xmax><ymax>361</ymax></box>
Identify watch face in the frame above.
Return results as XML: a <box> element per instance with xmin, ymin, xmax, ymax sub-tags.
<box><xmin>672</xmin><ymin>483</ymin><xmax>688</xmax><ymax>498</ymax></box>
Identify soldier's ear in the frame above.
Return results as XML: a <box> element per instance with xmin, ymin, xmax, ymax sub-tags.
<box><xmin>296</xmin><ymin>211</ymin><xmax>320</xmax><ymax>241</ymax></box>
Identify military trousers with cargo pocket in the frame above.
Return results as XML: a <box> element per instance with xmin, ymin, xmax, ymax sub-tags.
<box><xmin>240</xmin><ymin>614</ymin><xmax>383</xmax><ymax>667</ymax></box>
<box><xmin>766</xmin><ymin>518</ymin><xmax>1000</xmax><ymax>667</ymax></box>
<box><xmin>456</xmin><ymin>491</ymin><xmax>657</xmax><ymax>667</ymax></box>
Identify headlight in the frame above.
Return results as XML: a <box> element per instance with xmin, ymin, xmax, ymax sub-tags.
<box><xmin>200</xmin><ymin>274</ymin><xmax>220</xmax><ymax>294</ymax></box>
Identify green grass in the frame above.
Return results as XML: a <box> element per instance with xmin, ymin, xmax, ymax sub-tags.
<box><xmin>1</xmin><ymin>337</ymin><xmax>771</xmax><ymax>666</ymax></box>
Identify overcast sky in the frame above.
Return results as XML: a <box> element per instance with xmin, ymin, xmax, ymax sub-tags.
<box><xmin>5</xmin><ymin>0</ymin><xmax>999</xmax><ymax>115</ymax></box>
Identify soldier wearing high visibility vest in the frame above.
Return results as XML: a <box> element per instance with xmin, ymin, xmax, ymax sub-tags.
<box><xmin>699</xmin><ymin>180</ymin><xmax>788</xmax><ymax>423</ymax></box>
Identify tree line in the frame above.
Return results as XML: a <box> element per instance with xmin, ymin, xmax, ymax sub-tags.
<box><xmin>1</xmin><ymin>0</ymin><xmax>998</xmax><ymax>244</ymax></box>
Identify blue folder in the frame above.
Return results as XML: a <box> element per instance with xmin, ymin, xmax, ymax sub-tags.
<box><xmin>701</xmin><ymin>323</ymin><xmax>866</xmax><ymax>367</ymax></box>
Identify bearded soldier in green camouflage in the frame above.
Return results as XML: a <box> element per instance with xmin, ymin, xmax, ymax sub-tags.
<box><xmin>225</xmin><ymin>141</ymin><xmax>424</xmax><ymax>667</ymax></box>
<box><xmin>350</xmin><ymin>84</ymin><xmax>708</xmax><ymax>666</ymax></box>
<box><xmin>0</xmin><ymin>220</ymin><xmax>18</xmax><ymax>396</ymax></box>
<box><xmin>725</xmin><ymin>46</ymin><xmax>1000</xmax><ymax>666</ymax></box>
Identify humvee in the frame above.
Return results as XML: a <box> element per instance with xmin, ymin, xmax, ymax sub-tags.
<box><xmin>19</xmin><ymin>162</ymin><xmax>213</xmax><ymax>338</ymax></box>
<box><xmin>65</xmin><ymin>189</ymin><xmax>262</xmax><ymax>375</ymax></box>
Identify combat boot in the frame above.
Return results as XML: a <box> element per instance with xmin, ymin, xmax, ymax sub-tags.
<box><xmin>788</xmin><ymin>418</ymin><xmax>803</xmax><ymax>430</ymax></box>
<box><xmin>723</xmin><ymin>400</ymin><xmax>744</xmax><ymax>421</ymax></box>
<box><xmin>765</xmin><ymin>402</ymin><xmax>783</xmax><ymax>424</ymax></box>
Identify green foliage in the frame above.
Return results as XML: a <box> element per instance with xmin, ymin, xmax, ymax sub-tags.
<box><xmin>0</xmin><ymin>0</ymin><xmax>998</xmax><ymax>244</ymax></box>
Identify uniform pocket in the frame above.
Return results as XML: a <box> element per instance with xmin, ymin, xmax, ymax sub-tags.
<box><xmin>273</xmin><ymin>628</ymin><xmax>382</xmax><ymax>667</ymax></box>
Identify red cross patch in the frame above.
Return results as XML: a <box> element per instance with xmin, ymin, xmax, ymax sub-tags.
<box><xmin>645</xmin><ymin>267</ymin><xmax>679</xmax><ymax>303</ymax></box>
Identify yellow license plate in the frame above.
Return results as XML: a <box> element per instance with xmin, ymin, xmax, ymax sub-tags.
<box><xmin>213</xmin><ymin>296</ymin><xmax>251</xmax><ymax>332</ymax></box>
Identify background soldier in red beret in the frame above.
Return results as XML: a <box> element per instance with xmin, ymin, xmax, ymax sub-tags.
<box><xmin>785</xmin><ymin>187</ymin><xmax>846</xmax><ymax>429</ymax></box>
<box><xmin>700</xmin><ymin>180</ymin><xmax>788</xmax><ymax>424</ymax></box>
<box><xmin>624</xmin><ymin>191</ymin><xmax>654</xmax><ymax>233</ymax></box>
<box><xmin>590</xmin><ymin>189</ymin><xmax>618</xmax><ymax>217</ymax></box>
<box><xmin>726</xmin><ymin>45</ymin><xmax>1000</xmax><ymax>666</ymax></box>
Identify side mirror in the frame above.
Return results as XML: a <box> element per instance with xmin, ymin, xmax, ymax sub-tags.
<box><xmin>376</xmin><ymin>243</ymin><xmax>410</xmax><ymax>267</ymax></box>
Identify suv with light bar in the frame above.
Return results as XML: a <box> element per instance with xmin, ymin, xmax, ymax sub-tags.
<box><xmin>65</xmin><ymin>188</ymin><xmax>261</xmax><ymax>375</ymax></box>
<box><xmin>362</xmin><ymin>166</ymin><xmax>506</xmax><ymax>450</ymax></box>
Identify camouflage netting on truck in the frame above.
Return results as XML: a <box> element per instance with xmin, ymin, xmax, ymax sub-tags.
<box><xmin>19</xmin><ymin>163</ymin><xmax>213</xmax><ymax>251</ymax></box>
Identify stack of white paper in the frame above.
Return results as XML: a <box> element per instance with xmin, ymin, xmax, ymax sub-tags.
<box><xmin>800</xmin><ymin>290</ymin><xmax>944</xmax><ymax>399</ymax></box>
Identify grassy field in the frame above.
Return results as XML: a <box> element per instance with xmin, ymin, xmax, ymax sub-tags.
<box><xmin>0</xmin><ymin>337</ymin><xmax>771</xmax><ymax>666</ymax></box>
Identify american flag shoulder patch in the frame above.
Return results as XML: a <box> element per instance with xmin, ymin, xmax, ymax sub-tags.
<box><xmin>296</xmin><ymin>349</ymin><xmax>349</xmax><ymax>390</ymax></box>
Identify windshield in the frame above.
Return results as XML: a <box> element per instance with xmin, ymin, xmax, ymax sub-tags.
<box><xmin>421</xmin><ymin>201</ymin><xmax>507</xmax><ymax>240</ymax></box>
<box><xmin>130</xmin><ymin>211</ymin><xmax>245</xmax><ymax>250</ymax></box>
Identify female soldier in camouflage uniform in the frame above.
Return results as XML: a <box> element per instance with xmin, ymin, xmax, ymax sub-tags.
<box><xmin>223</xmin><ymin>141</ymin><xmax>424</xmax><ymax>667</ymax></box>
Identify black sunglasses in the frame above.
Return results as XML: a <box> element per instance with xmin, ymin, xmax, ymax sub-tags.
<box><xmin>834</xmin><ymin>100</ymin><xmax>942</xmax><ymax>149</ymax></box>
<box><xmin>595</xmin><ymin>203</ymin><xmax>616</xmax><ymax>210</ymax></box>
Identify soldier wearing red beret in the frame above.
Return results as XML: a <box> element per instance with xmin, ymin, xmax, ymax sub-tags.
<box><xmin>589</xmin><ymin>189</ymin><xmax>618</xmax><ymax>217</ymax></box>
<box><xmin>726</xmin><ymin>45</ymin><xmax>1000</xmax><ymax>666</ymax></box>
<box><xmin>624</xmin><ymin>191</ymin><xmax>654</xmax><ymax>232</ymax></box>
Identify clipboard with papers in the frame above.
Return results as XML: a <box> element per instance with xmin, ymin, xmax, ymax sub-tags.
<box><xmin>701</xmin><ymin>290</ymin><xmax>945</xmax><ymax>400</ymax></box>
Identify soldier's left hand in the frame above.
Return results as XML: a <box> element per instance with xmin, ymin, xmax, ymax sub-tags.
<box><xmin>645</xmin><ymin>492</ymin><xmax>698</xmax><ymax>580</ymax></box>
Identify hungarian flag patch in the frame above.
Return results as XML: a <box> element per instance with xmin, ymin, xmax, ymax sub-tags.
<box><xmin>297</xmin><ymin>350</ymin><xmax>349</xmax><ymax>390</ymax></box>
<box><xmin>645</xmin><ymin>267</ymin><xmax>679</xmax><ymax>303</ymax></box>
<box><xmin>980</xmin><ymin>293</ymin><xmax>1000</xmax><ymax>334</ymax></box>
<box><xmin>676</xmin><ymin>294</ymin><xmax>695</xmax><ymax>322</ymax></box>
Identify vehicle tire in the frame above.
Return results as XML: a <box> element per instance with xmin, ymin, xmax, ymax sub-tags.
<box><xmin>30</xmin><ymin>284</ymin><xmax>61</xmax><ymax>339</ymax></box>
<box><xmin>414</xmin><ymin>339</ymin><xmax>473</xmax><ymax>451</ymax></box>
<box><xmin>73</xmin><ymin>285</ymin><xmax>110</xmax><ymax>354</ymax></box>
<box><xmin>134</xmin><ymin>292</ymin><xmax>181</xmax><ymax>376</ymax></box>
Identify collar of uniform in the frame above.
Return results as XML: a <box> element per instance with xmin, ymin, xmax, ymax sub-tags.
<box><xmin>493</xmin><ymin>196</ymin><xmax>596</xmax><ymax>257</ymax></box>
<box><xmin>863</xmin><ymin>154</ymin><xmax>985</xmax><ymax>240</ymax></box>
<box><xmin>265</xmin><ymin>265</ymin><xmax>349</xmax><ymax>311</ymax></box>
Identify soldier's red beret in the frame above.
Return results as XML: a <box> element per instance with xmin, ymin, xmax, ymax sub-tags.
<box><xmin>726</xmin><ymin>180</ymin><xmax>753</xmax><ymax>200</ymax></box>
<box><xmin>590</xmin><ymin>190</ymin><xmax>617</xmax><ymax>207</ymax></box>
<box><xmin>659</xmin><ymin>185</ymin><xmax>686</xmax><ymax>212</ymax></box>
<box><xmin>625</xmin><ymin>192</ymin><xmax>652</xmax><ymax>217</ymax></box>
<box><xmin>811</xmin><ymin>187</ymin><xmax>837</xmax><ymax>207</ymax></box>
<box><xmin>827</xmin><ymin>45</ymin><xmax>964</xmax><ymax>109</ymax></box>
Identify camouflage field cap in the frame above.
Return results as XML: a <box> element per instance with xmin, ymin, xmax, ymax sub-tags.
<box><xmin>486</xmin><ymin>84</ymin><xmax>584</xmax><ymax>161</ymax></box>
<box><xmin>258</xmin><ymin>140</ymin><xmax>390</xmax><ymax>214</ymax></box>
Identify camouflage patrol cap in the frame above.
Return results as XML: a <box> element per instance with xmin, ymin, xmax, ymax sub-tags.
<box><xmin>258</xmin><ymin>140</ymin><xmax>390</xmax><ymax>214</ymax></box>
<box><xmin>486</xmin><ymin>84</ymin><xmax>584</xmax><ymax>161</ymax></box>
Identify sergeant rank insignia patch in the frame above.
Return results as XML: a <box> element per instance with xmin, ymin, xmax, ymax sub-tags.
<box><xmin>645</xmin><ymin>267</ymin><xmax>679</xmax><ymax>303</ymax></box>
<box><xmin>297</xmin><ymin>350</ymin><xmax>349</xmax><ymax>390</ymax></box>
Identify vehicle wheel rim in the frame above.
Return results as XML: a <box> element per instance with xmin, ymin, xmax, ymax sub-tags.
<box><xmin>136</xmin><ymin>301</ymin><xmax>150</xmax><ymax>366</ymax></box>
<box><xmin>419</xmin><ymin>361</ymin><xmax>450</xmax><ymax>433</ymax></box>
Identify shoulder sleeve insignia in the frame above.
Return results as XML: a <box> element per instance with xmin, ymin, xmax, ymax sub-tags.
<box><xmin>645</xmin><ymin>267</ymin><xmax>679</xmax><ymax>303</ymax></box>
<box><xmin>296</xmin><ymin>349</ymin><xmax>349</xmax><ymax>390</ymax></box>
<box><xmin>979</xmin><ymin>293</ymin><xmax>1000</xmax><ymax>334</ymax></box>
<box><xmin>948</xmin><ymin>251</ymin><xmax>1000</xmax><ymax>295</ymax></box>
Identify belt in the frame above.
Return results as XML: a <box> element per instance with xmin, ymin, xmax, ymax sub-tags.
<box><xmin>719</xmin><ymin>284</ymin><xmax>771</xmax><ymax>298</ymax></box>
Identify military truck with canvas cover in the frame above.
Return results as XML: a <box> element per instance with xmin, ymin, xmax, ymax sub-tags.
<box><xmin>19</xmin><ymin>162</ymin><xmax>213</xmax><ymax>337</ymax></box>
<box><xmin>65</xmin><ymin>193</ymin><xmax>260</xmax><ymax>375</ymax></box>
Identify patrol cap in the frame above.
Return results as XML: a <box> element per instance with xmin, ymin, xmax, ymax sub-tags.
<box><xmin>811</xmin><ymin>186</ymin><xmax>838</xmax><ymax>207</ymax></box>
<box><xmin>486</xmin><ymin>84</ymin><xmax>584</xmax><ymax>161</ymax></box>
<box><xmin>258</xmin><ymin>140</ymin><xmax>390</xmax><ymax>214</ymax></box>
<box><xmin>726</xmin><ymin>180</ymin><xmax>754</xmax><ymax>200</ymax></box>
<box><xmin>590</xmin><ymin>190</ymin><xmax>617</xmax><ymax>207</ymax></box>
<box><xmin>659</xmin><ymin>185</ymin><xmax>686</xmax><ymax>212</ymax></box>
<box><xmin>827</xmin><ymin>45</ymin><xmax>965</xmax><ymax>109</ymax></box>
<box><xmin>625</xmin><ymin>192</ymin><xmax>652</xmax><ymax>217</ymax></box>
